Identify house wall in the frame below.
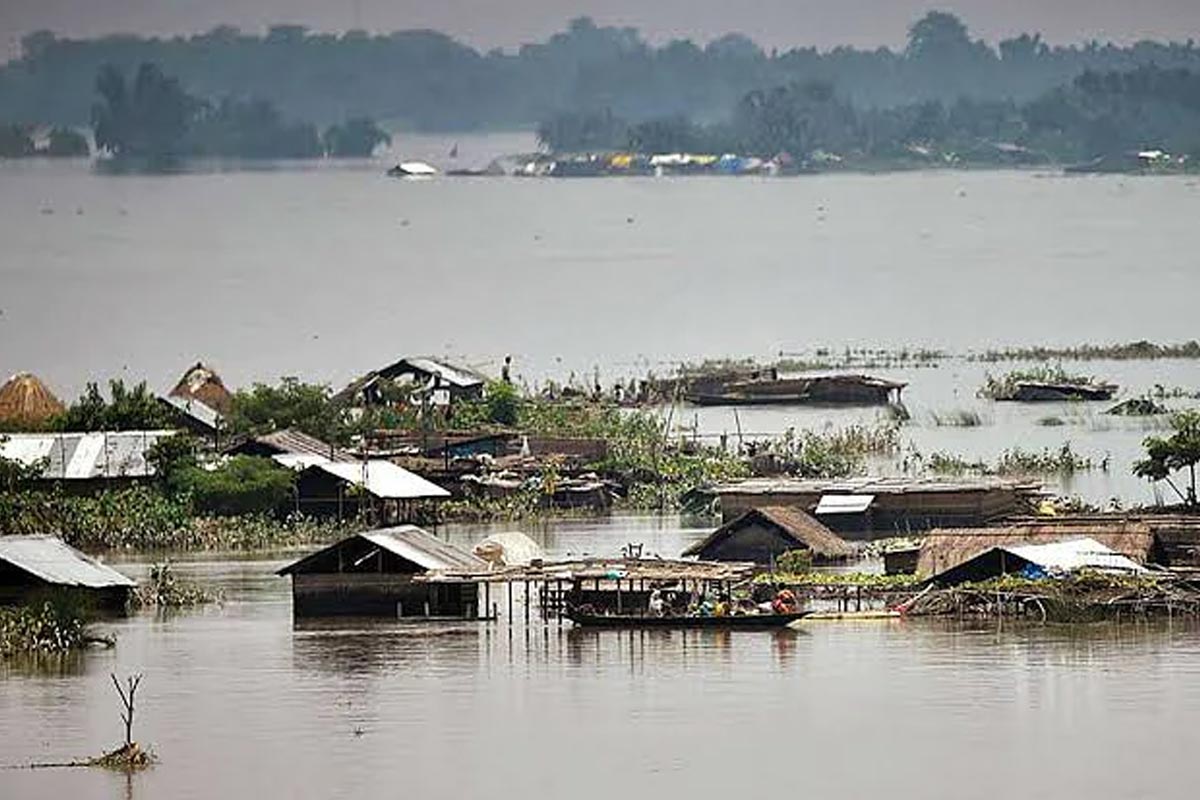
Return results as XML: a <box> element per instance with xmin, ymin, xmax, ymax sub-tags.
<box><xmin>0</xmin><ymin>562</ymin><xmax>130</xmax><ymax>611</ymax></box>
<box><xmin>291</xmin><ymin>573</ymin><xmax>477</xmax><ymax>617</ymax></box>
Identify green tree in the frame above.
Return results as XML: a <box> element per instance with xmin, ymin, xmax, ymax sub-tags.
<box><xmin>227</xmin><ymin>377</ymin><xmax>347</xmax><ymax>443</ymax></box>
<box><xmin>0</xmin><ymin>436</ymin><xmax>47</xmax><ymax>490</ymax></box>
<box><xmin>1133</xmin><ymin>410</ymin><xmax>1200</xmax><ymax>506</ymax></box>
<box><xmin>485</xmin><ymin>381</ymin><xmax>521</xmax><ymax>426</ymax></box>
<box><xmin>58</xmin><ymin>379</ymin><xmax>172</xmax><ymax>431</ymax></box>
<box><xmin>171</xmin><ymin>456</ymin><xmax>295</xmax><ymax>516</ymax></box>
<box><xmin>92</xmin><ymin>63</ymin><xmax>196</xmax><ymax>158</ymax></box>
<box><xmin>0</xmin><ymin>124</ymin><xmax>34</xmax><ymax>157</ymax></box>
<box><xmin>45</xmin><ymin>127</ymin><xmax>90</xmax><ymax>157</ymax></box>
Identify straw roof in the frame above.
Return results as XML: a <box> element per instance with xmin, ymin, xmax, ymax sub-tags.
<box><xmin>682</xmin><ymin>505</ymin><xmax>854</xmax><ymax>561</ymax></box>
<box><xmin>0</xmin><ymin>372</ymin><xmax>65</xmax><ymax>427</ymax></box>
<box><xmin>169</xmin><ymin>362</ymin><xmax>233</xmax><ymax>414</ymax></box>
<box><xmin>918</xmin><ymin>519</ymin><xmax>1157</xmax><ymax>578</ymax></box>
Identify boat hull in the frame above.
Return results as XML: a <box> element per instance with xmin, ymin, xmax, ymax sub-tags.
<box><xmin>566</xmin><ymin>610</ymin><xmax>811</xmax><ymax>629</ymax></box>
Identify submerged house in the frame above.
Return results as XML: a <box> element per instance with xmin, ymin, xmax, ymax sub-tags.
<box><xmin>339</xmin><ymin>357</ymin><xmax>485</xmax><ymax>409</ymax></box>
<box><xmin>0</xmin><ymin>535</ymin><xmax>135</xmax><ymax>610</ymax></box>
<box><xmin>0</xmin><ymin>372</ymin><xmax>65</xmax><ymax>429</ymax></box>
<box><xmin>292</xmin><ymin>460</ymin><xmax>450</xmax><ymax>522</ymax></box>
<box><xmin>927</xmin><ymin>537</ymin><xmax>1146</xmax><ymax>586</ymax></box>
<box><xmin>706</xmin><ymin>477</ymin><xmax>1039</xmax><ymax>538</ymax></box>
<box><xmin>277</xmin><ymin>526</ymin><xmax>486</xmax><ymax>617</ymax></box>
<box><xmin>917</xmin><ymin>520</ymin><xmax>1159</xmax><ymax>580</ymax></box>
<box><xmin>682</xmin><ymin>506</ymin><xmax>854</xmax><ymax>566</ymax></box>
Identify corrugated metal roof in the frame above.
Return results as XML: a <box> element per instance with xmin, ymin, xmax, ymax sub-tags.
<box><xmin>277</xmin><ymin>526</ymin><xmax>484</xmax><ymax>575</ymax></box>
<box><xmin>0</xmin><ymin>535</ymin><xmax>135</xmax><ymax>588</ymax></box>
<box><xmin>0</xmin><ymin>431</ymin><xmax>176</xmax><ymax>480</ymax></box>
<box><xmin>160</xmin><ymin>394</ymin><xmax>222</xmax><ymax>431</ymax></box>
<box><xmin>379</xmin><ymin>357</ymin><xmax>484</xmax><ymax>389</ymax></box>
<box><xmin>245</xmin><ymin>429</ymin><xmax>355</xmax><ymax>462</ymax></box>
<box><xmin>361</xmin><ymin>526</ymin><xmax>483</xmax><ymax>571</ymax></box>
<box><xmin>308</xmin><ymin>460</ymin><xmax>451</xmax><ymax>499</ymax></box>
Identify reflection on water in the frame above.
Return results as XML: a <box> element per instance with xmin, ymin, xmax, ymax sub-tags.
<box><xmin>3</xmin><ymin>538</ymin><xmax>1200</xmax><ymax>799</ymax></box>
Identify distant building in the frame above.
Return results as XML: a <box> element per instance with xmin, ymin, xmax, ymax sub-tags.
<box><xmin>339</xmin><ymin>357</ymin><xmax>485</xmax><ymax>408</ymax></box>
<box><xmin>682</xmin><ymin>506</ymin><xmax>853</xmax><ymax>566</ymax></box>
<box><xmin>157</xmin><ymin>362</ymin><xmax>233</xmax><ymax>445</ymax></box>
<box><xmin>276</xmin><ymin>526</ymin><xmax>485</xmax><ymax>617</ymax></box>
<box><xmin>0</xmin><ymin>535</ymin><xmax>135</xmax><ymax>611</ymax></box>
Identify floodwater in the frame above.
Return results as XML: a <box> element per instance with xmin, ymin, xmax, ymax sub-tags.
<box><xmin>3</xmin><ymin>150</ymin><xmax>1200</xmax><ymax>504</ymax></box>
<box><xmin>3</xmin><ymin>516</ymin><xmax>1200</xmax><ymax>800</ymax></box>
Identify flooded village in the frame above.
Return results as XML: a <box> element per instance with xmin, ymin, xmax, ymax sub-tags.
<box><xmin>6</xmin><ymin>7</ymin><xmax>1200</xmax><ymax>799</ymax></box>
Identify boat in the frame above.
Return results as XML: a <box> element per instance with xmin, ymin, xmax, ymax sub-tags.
<box><xmin>387</xmin><ymin>161</ymin><xmax>438</xmax><ymax>178</ymax></box>
<box><xmin>1008</xmin><ymin>381</ymin><xmax>1118</xmax><ymax>402</ymax></box>
<box><xmin>565</xmin><ymin>609</ymin><xmax>812</xmax><ymax>629</ymax></box>
<box><xmin>686</xmin><ymin>374</ymin><xmax>905</xmax><ymax>407</ymax></box>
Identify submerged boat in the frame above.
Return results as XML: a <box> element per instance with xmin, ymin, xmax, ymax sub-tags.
<box><xmin>1008</xmin><ymin>381</ymin><xmax>1118</xmax><ymax>402</ymax></box>
<box><xmin>686</xmin><ymin>374</ymin><xmax>905</xmax><ymax>407</ymax></box>
<box><xmin>565</xmin><ymin>610</ymin><xmax>812</xmax><ymax>629</ymax></box>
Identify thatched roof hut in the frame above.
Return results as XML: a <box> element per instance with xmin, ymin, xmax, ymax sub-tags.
<box><xmin>682</xmin><ymin>506</ymin><xmax>855</xmax><ymax>565</ymax></box>
<box><xmin>169</xmin><ymin>362</ymin><xmax>233</xmax><ymax>415</ymax></box>
<box><xmin>0</xmin><ymin>372</ymin><xmax>65</xmax><ymax>428</ymax></box>
<box><xmin>917</xmin><ymin>519</ymin><xmax>1159</xmax><ymax>579</ymax></box>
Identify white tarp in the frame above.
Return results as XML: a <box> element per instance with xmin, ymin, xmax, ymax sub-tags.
<box><xmin>1006</xmin><ymin>537</ymin><xmax>1146</xmax><ymax>575</ymax></box>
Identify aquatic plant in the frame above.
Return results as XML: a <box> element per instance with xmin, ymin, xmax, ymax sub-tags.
<box><xmin>994</xmin><ymin>444</ymin><xmax>1096</xmax><ymax>476</ymax></box>
<box><xmin>973</xmin><ymin>340</ymin><xmax>1200</xmax><ymax>362</ymax></box>
<box><xmin>0</xmin><ymin>600</ymin><xmax>89</xmax><ymax>657</ymax></box>
<box><xmin>0</xmin><ymin>486</ymin><xmax>355</xmax><ymax>551</ymax></box>
<box><xmin>928</xmin><ymin>408</ymin><xmax>984</xmax><ymax>427</ymax></box>
<box><xmin>132</xmin><ymin>562</ymin><xmax>220</xmax><ymax>608</ymax></box>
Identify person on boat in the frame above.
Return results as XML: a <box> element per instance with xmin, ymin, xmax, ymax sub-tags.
<box><xmin>714</xmin><ymin>595</ymin><xmax>731</xmax><ymax>617</ymax></box>
<box><xmin>648</xmin><ymin>589</ymin><xmax>665</xmax><ymax>617</ymax></box>
<box><xmin>771</xmin><ymin>589</ymin><xmax>799</xmax><ymax>614</ymax></box>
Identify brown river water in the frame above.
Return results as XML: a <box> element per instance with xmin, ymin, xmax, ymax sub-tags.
<box><xmin>3</xmin><ymin>149</ymin><xmax>1200</xmax><ymax>504</ymax></box>
<box><xmin>4</xmin><ymin>515</ymin><xmax>1200</xmax><ymax>800</ymax></box>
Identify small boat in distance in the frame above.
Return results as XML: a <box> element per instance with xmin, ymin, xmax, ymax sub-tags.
<box><xmin>565</xmin><ymin>609</ymin><xmax>812</xmax><ymax>629</ymax></box>
<box><xmin>387</xmin><ymin>161</ymin><xmax>438</xmax><ymax>178</ymax></box>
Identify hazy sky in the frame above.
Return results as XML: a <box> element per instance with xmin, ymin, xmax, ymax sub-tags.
<box><xmin>3</xmin><ymin>1</ymin><xmax>1200</xmax><ymax>61</ymax></box>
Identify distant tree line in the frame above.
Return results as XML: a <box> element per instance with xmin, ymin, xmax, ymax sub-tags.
<box><xmin>0</xmin><ymin>123</ymin><xmax>88</xmax><ymax>157</ymax></box>
<box><xmin>4</xmin><ymin>13</ymin><xmax>1200</xmax><ymax>132</ymax></box>
<box><xmin>90</xmin><ymin>63</ymin><xmax>390</xmax><ymax>160</ymax></box>
<box><xmin>537</xmin><ymin>65</ymin><xmax>1200</xmax><ymax>164</ymax></box>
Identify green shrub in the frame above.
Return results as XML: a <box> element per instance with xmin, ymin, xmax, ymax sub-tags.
<box><xmin>173</xmin><ymin>456</ymin><xmax>294</xmax><ymax>516</ymax></box>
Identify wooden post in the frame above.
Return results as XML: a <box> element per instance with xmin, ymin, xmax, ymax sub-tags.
<box><xmin>507</xmin><ymin>580</ymin><xmax>513</xmax><ymax>626</ymax></box>
<box><xmin>484</xmin><ymin>581</ymin><xmax>491</xmax><ymax>621</ymax></box>
<box><xmin>617</xmin><ymin>579</ymin><xmax>623</xmax><ymax>614</ymax></box>
<box><xmin>524</xmin><ymin>580</ymin><xmax>530</xmax><ymax>625</ymax></box>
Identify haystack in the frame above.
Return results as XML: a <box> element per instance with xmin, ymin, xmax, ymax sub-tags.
<box><xmin>169</xmin><ymin>362</ymin><xmax>233</xmax><ymax>414</ymax></box>
<box><xmin>0</xmin><ymin>372</ymin><xmax>65</xmax><ymax>428</ymax></box>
